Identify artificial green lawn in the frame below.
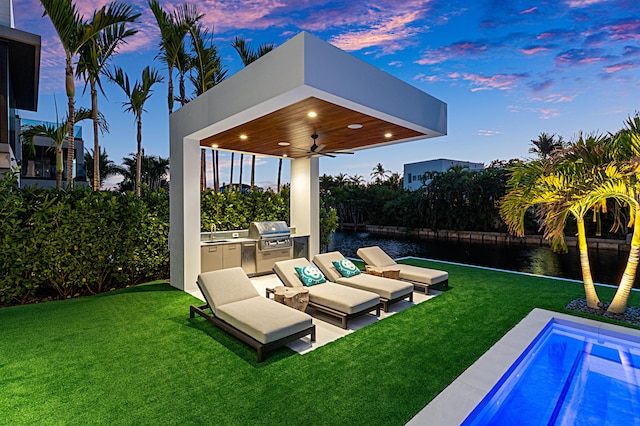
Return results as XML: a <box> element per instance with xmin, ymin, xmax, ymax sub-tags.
<box><xmin>1</xmin><ymin>260</ymin><xmax>639</xmax><ymax>425</ymax></box>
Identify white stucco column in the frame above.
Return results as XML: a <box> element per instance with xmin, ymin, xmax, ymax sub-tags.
<box><xmin>290</xmin><ymin>156</ymin><xmax>320</xmax><ymax>258</ymax></box>
<box><xmin>169</xmin><ymin>135</ymin><xmax>201</xmax><ymax>292</ymax></box>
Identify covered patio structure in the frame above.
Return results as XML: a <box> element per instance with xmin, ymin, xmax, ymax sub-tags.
<box><xmin>169</xmin><ymin>32</ymin><xmax>447</xmax><ymax>293</ymax></box>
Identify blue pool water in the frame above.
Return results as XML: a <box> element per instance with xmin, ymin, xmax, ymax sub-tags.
<box><xmin>463</xmin><ymin>320</ymin><xmax>640</xmax><ymax>425</ymax></box>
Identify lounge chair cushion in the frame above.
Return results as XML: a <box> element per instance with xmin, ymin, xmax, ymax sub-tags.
<box><xmin>332</xmin><ymin>259</ymin><xmax>361</xmax><ymax>278</ymax></box>
<box><xmin>306</xmin><ymin>282</ymin><xmax>379</xmax><ymax>314</ymax></box>
<box><xmin>294</xmin><ymin>265</ymin><xmax>327</xmax><ymax>286</ymax></box>
<box><xmin>216</xmin><ymin>297</ymin><xmax>313</xmax><ymax>344</ymax></box>
<box><xmin>394</xmin><ymin>264</ymin><xmax>449</xmax><ymax>285</ymax></box>
<box><xmin>357</xmin><ymin>246</ymin><xmax>448</xmax><ymax>285</ymax></box>
<box><xmin>274</xmin><ymin>258</ymin><xmax>380</xmax><ymax>314</ymax></box>
<box><xmin>198</xmin><ymin>267</ymin><xmax>260</xmax><ymax>315</ymax></box>
<box><xmin>314</xmin><ymin>252</ymin><xmax>413</xmax><ymax>300</ymax></box>
<box><xmin>356</xmin><ymin>246</ymin><xmax>397</xmax><ymax>268</ymax></box>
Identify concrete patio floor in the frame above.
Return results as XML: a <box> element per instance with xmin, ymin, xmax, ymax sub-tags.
<box><xmin>187</xmin><ymin>272</ymin><xmax>440</xmax><ymax>354</ymax></box>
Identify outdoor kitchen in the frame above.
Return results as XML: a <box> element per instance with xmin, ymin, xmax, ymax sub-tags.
<box><xmin>200</xmin><ymin>221</ymin><xmax>309</xmax><ymax>276</ymax></box>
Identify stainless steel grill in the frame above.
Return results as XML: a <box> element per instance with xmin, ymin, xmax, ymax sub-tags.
<box><xmin>248</xmin><ymin>221</ymin><xmax>292</xmax><ymax>251</ymax></box>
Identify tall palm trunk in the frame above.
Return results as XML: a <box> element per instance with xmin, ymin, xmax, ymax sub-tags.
<box><xmin>229</xmin><ymin>152</ymin><xmax>235</xmax><ymax>190</ymax></box>
<box><xmin>608</xmin><ymin>208</ymin><xmax>640</xmax><ymax>314</ymax></box>
<box><xmin>56</xmin><ymin>145</ymin><xmax>63</xmax><ymax>188</ymax></box>
<box><xmin>577</xmin><ymin>217</ymin><xmax>600</xmax><ymax>308</ymax></box>
<box><xmin>239</xmin><ymin>153</ymin><xmax>244</xmax><ymax>189</ymax></box>
<box><xmin>167</xmin><ymin>67</ymin><xmax>174</xmax><ymax>114</ymax></box>
<box><xmin>250</xmin><ymin>155</ymin><xmax>256</xmax><ymax>187</ymax></box>
<box><xmin>277</xmin><ymin>158</ymin><xmax>283</xmax><ymax>192</ymax></box>
<box><xmin>136</xmin><ymin>118</ymin><xmax>142</xmax><ymax>197</ymax></box>
<box><xmin>200</xmin><ymin>149</ymin><xmax>205</xmax><ymax>192</ymax></box>
<box><xmin>214</xmin><ymin>149</ymin><xmax>219</xmax><ymax>192</ymax></box>
<box><xmin>209</xmin><ymin>149</ymin><xmax>215</xmax><ymax>192</ymax></box>
<box><xmin>91</xmin><ymin>80</ymin><xmax>100</xmax><ymax>189</ymax></box>
<box><xmin>65</xmin><ymin>54</ymin><xmax>75</xmax><ymax>186</ymax></box>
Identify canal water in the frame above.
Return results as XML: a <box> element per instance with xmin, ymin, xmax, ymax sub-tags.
<box><xmin>329</xmin><ymin>231</ymin><xmax>634</xmax><ymax>287</ymax></box>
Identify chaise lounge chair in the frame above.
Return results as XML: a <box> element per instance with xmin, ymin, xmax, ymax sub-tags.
<box><xmin>190</xmin><ymin>267</ymin><xmax>315</xmax><ymax>363</ymax></box>
<box><xmin>273</xmin><ymin>258</ymin><xmax>381</xmax><ymax>329</ymax></box>
<box><xmin>312</xmin><ymin>252</ymin><xmax>414</xmax><ymax>312</ymax></box>
<box><xmin>356</xmin><ymin>246</ymin><xmax>448</xmax><ymax>293</ymax></box>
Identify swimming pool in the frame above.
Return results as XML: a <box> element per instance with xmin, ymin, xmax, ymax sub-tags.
<box><xmin>463</xmin><ymin>319</ymin><xmax>640</xmax><ymax>425</ymax></box>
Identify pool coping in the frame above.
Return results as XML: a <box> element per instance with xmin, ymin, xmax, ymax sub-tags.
<box><xmin>406</xmin><ymin>308</ymin><xmax>640</xmax><ymax>425</ymax></box>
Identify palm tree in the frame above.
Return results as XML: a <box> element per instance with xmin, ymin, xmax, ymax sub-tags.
<box><xmin>239</xmin><ymin>153</ymin><xmax>244</xmax><ymax>188</ymax></box>
<box><xmin>500</xmin><ymin>160</ymin><xmax>596</xmax><ymax>308</ymax></box>
<box><xmin>529</xmin><ymin>132</ymin><xmax>565</xmax><ymax>160</ymax></box>
<box><xmin>116</xmin><ymin>153</ymin><xmax>169</xmax><ymax>192</ymax></box>
<box><xmin>148</xmin><ymin>0</ymin><xmax>202</xmax><ymax>114</ymax></box>
<box><xmin>189</xmin><ymin>23</ymin><xmax>227</xmax><ymax>97</ymax></box>
<box><xmin>21</xmin><ymin>108</ymin><xmax>99</xmax><ymax>188</ymax></box>
<box><xmin>41</xmin><ymin>0</ymin><xmax>139</xmax><ymax>185</ymax></box>
<box><xmin>371</xmin><ymin>162</ymin><xmax>389</xmax><ymax>184</ymax></box>
<box><xmin>84</xmin><ymin>146</ymin><xmax>120</xmax><ymax>189</ymax></box>
<box><xmin>77</xmin><ymin>19</ymin><xmax>138</xmax><ymax>190</ymax></box>
<box><xmin>348</xmin><ymin>174</ymin><xmax>364</xmax><ymax>186</ymax></box>
<box><xmin>231</xmin><ymin>36</ymin><xmax>274</xmax><ymax>187</ymax></box>
<box><xmin>277</xmin><ymin>158</ymin><xmax>283</xmax><ymax>192</ymax></box>
<box><xmin>106</xmin><ymin>66</ymin><xmax>163</xmax><ymax>197</ymax></box>
<box><xmin>229</xmin><ymin>152</ymin><xmax>235</xmax><ymax>190</ymax></box>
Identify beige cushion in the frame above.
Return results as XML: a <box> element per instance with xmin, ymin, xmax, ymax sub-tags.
<box><xmin>395</xmin><ymin>264</ymin><xmax>448</xmax><ymax>285</ymax></box>
<box><xmin>198</xmin><ymin>267</ymin><xmax>259</xmax><ymax>315</ymax></box>
<box><xmin>314</xmin><ymin>251</ymin><xmax>413</xmax><ymax>300</ymax></box>
<box><xmin>307</xmin><ymin>283</ymin><xmax>379</xmax><ymax>314</ymax></box>
<box><xmin>336</xmin><ymin>274</ymin><xmax>413</xmax><ymax>300</ymax></box>
<box><xmin>217</xmin><ymin>297</ymin><xmax>312</xmax><ymax>344</ymax></box>
<box><xmin>357</xmin><ymin>246</ymin><xmax>397</xmax><ymax>267</ymax></box>
<box><xmin>273</xmin><ymin>258</ymin><xmax>310</xmax><ymax>288</ymax></box>
<box><xmin>312</xmin><ymin>252</ymin><xmax>348</xmax><ymax>282</ymax></box>
<box><xmin>274</xmin><ymin>257</ymin><xmax>379</xmax><ymax>314</ymax></box>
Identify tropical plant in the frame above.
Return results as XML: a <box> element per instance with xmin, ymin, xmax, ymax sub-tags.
<box><xmin>21</xmin><ymin>108</ymin><xmax>102</xmax><ymax>188</ymax></box>
<box><xmin>106</xmin><ymin>65</ymin><xmax>163</xmax><ymax>197</ymax></box>
<box><xmin>40</xmin><ymin>0</ymin><xmax>139</xmax><ymax>185</ymax></box>
<box><xmin>371</xmin><ymin>162</ymin><xmax>389</xmax><ymax>184</ymax></box>
<box><xmin>189</xmin><ymin>23</ymin><xmax>227</xmax><ymax>97</ymax></box>
<box><xmin>529</xmin><ymin>132</ymin><xmax>565</xmax><ymax>160</ymax></box>
<box><xmin>116</xmin><ymin>153</ymin><xmax>169</xmax><ymax>192</ymax></box>
<box><xmin>76</xmin><ymin>14</ymin><xmax>138</xmax><ymax>190</ymax></box>
<box><xmin>84</xmin><ymin>146</ymin><xmax>120</xmax><ymax>189</ymax></box>
<box><xmin>148</xmin><ymin>0</ymin><xmax>202</xmax><ymax>114</ymax></box>
<box><xmin>231</xmin><ymin>36</ymin><xmax>274</xmax><ymax>187</ymax></box>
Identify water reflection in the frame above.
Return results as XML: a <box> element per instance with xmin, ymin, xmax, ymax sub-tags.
<box><xmin>329</xmin><ymin>231</ymin><xmax>632</xmax><ymax>287</ymax></box>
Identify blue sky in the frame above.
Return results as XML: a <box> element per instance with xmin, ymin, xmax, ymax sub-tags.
<box><xmin>13</xmin><ymin>0</ymin><xmax>640</xmax><ymax>189</ymax></box>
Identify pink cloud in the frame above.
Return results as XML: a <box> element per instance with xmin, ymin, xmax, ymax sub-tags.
<box><xmin>521</xmin><ymin>46</ymin><xmax>550</xmax><ymax>55</ymax></box>
<box><xmin>565</xmin><ymin>0</ymin><xmax>606</xmax><ymax>7</ymax></box>
<box><xmin>416</xmin><ymin>41</ymin><xmax>488</xmax><ymax>65</ymax></box>
<box><xmin>329</xmin><ymin>11</ymin><xmax>422</xmax><ymax>54</ymax></box>
<box><xmin>603</xmin><ymin>61</ymin><xmax>637</xmax><ymax>73</ymax></box>
<box><xmin>531</xmin><ymin>93</ymin><xmax>577</xmax><ymax>103</ymax></box>
<box><xmin>478</xmin><ymin>129</ymin><xmax>503</xmax><ymax>136</ymax></box>
<box><xmin>519</xmin><ymin>7</ymin><xmax>538</xmax><ymax>14</ymax></box>
<box><xmin>533</xmin><ymin>108</ymin><xmax>560</xmax><ymax>119</ymax></box>
<box><xmin>453</xmin><ymin>72</ymin><xmax>528</xmax><ymax>92</ymax></box>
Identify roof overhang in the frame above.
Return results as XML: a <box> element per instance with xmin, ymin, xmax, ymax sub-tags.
<box><xmin>0</xmin><ymin>25</ymin><xmax>40</xmax><ymax>111</ymax></box>
<box><xmin>170</xmin><ymin>32</ymin><xmax>447</xmax><ymax>159</ymax></box>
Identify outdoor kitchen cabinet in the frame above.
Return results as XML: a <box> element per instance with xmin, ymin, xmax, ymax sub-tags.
<box><xmin>200</xmin><ymin>243</ymin><xmax>241</xmax><ymax>273</ymax></box>
<box><xmin>255</xmin><ymin>248</ymin><xmax>293</xmax><ymax>274</ymax></box>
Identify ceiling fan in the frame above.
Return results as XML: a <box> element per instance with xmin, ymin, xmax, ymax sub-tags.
<box><xmin>290</xmin><ymin>133</ymin><xmax>355</xmax><ymax>158</ymax></box>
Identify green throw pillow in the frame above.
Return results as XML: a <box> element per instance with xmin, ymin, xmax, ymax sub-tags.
<box><xmin>295</xmin><ymin>265</ymin><xmax>326</xmax><ymax>286</ymax></box>
<box><xmin>332</xmin><ymin>259</ymin><xmax>361</xmax><ymax>278</ymax></box>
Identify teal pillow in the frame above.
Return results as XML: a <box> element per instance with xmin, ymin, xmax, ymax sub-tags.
<box><xmin>294</xmin><ymin>265</ymin><xmax>326</xmax><ymax>286</ymax></box>
<box><xmin>332</xmin><ymin>259</ymin><xmax>361</xmax><ymax>278</ymax></box>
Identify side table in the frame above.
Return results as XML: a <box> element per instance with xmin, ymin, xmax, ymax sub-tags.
<box><xmin>266</xmin><ymin>286</ymin><xmax>309</xmax><ymax>311</ymax></box>
<box><xmin>365</xmin><ymin>265</ymin><xmax>401</xmax><ymax>280</ymax></box>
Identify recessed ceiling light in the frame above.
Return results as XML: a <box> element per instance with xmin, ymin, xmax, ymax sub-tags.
<box><xmin>211</xmin><ymin>144</ymin><xmax>219</xmax><ymax>148</ymax></box>
<box><xmin>347</xmin><ymin>124</ymin><xmax>363</xmax><ymax>129</ymax></box>
<box><xmin>384</xmin><ymin>132</ymin><xmax>393</xmax><ymax>138</ymax></box>
<box><xmin>278</xmin><ymin>141</ymin><xmax>290</xmax><ymax>146</ymax></box>
<box><xmin>283</xmin><ymin>154</ymin><xmax>288</xmax><ymax>158</ymax></box>
<box><xmin>240</xmin><ymin>134</ymin><xmax>248</xmax><ymax>140</ymax></box>
<box><xmin>307</xmin><ymin>111</ymin><xmax>317</xmax><ymax>118</ymax></box>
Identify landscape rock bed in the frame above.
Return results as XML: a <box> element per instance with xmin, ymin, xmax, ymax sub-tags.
<box><xmin>566</xmin><ymin>298</ymin><xmax>640</xmax><ymax>326</ymax></box>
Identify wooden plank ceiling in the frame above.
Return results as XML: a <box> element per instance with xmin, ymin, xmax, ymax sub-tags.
<box><xmin>200</xmin><ymin>97</ymin><xmax>425</xmax><ymax>158</ymax></box>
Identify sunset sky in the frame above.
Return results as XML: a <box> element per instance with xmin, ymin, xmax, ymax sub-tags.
<box><xmin>13</xmin><ymin>0</ymin><xmax>640</xmax><ymax>189</ymax></box>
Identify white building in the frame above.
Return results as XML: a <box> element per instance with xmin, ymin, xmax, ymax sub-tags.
<box><xmin>403</xmin><ymin>159</ymin><xmax>484</xmax><ymax>191</ymax></box>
